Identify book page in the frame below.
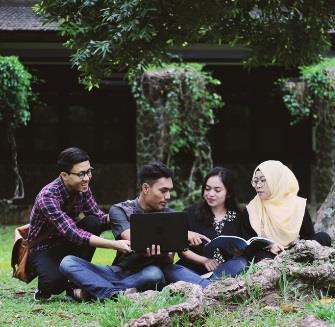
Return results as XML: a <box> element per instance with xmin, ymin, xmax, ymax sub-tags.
<box><xmin>203</xmin><ymin>235</ymin><xmax>249</xmax><ymax>258</ymax></box>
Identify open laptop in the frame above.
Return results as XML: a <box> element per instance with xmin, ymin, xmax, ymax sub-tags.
<box><xmin>130</xmin><ymin>212</ymin><xmax>188</xmax><ymax>252</ymax></box>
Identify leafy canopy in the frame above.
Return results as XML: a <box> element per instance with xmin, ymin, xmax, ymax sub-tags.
<box><xmin>35</xmin><ymin>0</ymin><xmax>335</xmax><ymax>88</ymax></box>
<box><xmin>0</xmin><ymin>56</ymin><xmax>32</xmax><ymax>127</ymax></box>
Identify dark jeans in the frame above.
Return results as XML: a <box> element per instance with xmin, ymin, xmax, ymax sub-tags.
<box><xmin>311</xmin><ymin>231</ymin><xmax>331</xmax><ymax>247</ymax></box>
<box><xmin>29</xmin><ymin>215</ymin><xmax>105</xmax><ymax>296</ymax></box>
<box><xmin>60</xmin><ymin>256</ymin><xmax>166</xmax><ymax>299</ymax></box>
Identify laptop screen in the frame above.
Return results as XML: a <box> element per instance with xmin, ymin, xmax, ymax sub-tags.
<box><xmin>130</xmin><ymin>212</ymin><xmax>188</xmax><ymax>252</ymax></box>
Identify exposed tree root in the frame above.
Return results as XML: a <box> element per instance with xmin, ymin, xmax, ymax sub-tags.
<box><xmin>124</xmin><ymin>240</ymin><xmax>334</xmax><ymax>326</ymax></box>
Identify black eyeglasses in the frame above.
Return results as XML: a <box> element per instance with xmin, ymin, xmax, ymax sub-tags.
<box><xmin>68</xmin><ymin>167</ymin><xmax>94</xmax><ymax>180</ymax></box>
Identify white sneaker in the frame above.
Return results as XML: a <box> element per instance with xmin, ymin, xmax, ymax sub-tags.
<box><xmin>123</xmin><ymin>288</ymin><xmax>137</xmax><ymax>295</ymax></box>
<box><xmin>66</xmin><ymin>288</ymin><xmax>91</xmax><ymax>301</ymax></box>
<box><xmin>200</xmin><ymin>271</ymin><xmax>214</xmax><ymax>279</ymax></box>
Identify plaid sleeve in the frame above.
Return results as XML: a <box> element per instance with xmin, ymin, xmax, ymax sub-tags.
<box><xmin>38</xmin><ymin>194</ymin><xmax>91</xmax><ymax>245</ymax></box>
<box><xmin>83</xmin><ymin>188</ymin><xmax>108</xmax><ymax>224</ymax></box>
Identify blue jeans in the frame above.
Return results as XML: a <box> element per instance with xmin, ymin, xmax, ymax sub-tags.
<box><xmin>59</xmin><ymin>255</ymin><xmax>166</xmax><ymax>300</ymax></box>
<box><xmin>210</xmin><ymin>256</ymin><xmax>247</xmax><ymax>280</ymax></box>
<box><xmin>29</xmin><ymin>215</ymin><xmax>106</xmax><ymax>297</ymax></box>
<box><xmin>163</xmin><ymin>256</ymin><xmax>247</xmax><ymax>287</ymax></box>
<box><xmin>163</xmin><ymin>264</ymin><xmax>211</xmax><ymax>288</ymax></box>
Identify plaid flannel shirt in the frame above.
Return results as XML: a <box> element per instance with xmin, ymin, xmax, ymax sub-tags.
<box><xmin>28</xmin><ymin>176</ymin><xmax>108</xmax><ymax>252</ymax></box>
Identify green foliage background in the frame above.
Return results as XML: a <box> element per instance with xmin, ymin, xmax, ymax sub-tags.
<box><xmin>0</xmin><ymin>56</ymin><xmax>32</xmax><ymax>128</ymax></box>
<box><xmin>278</xmin><ymin>57</ymin><xmax>335</xmax><ymax>202</ymax></box>
<box><xmin>278</xmin><ymin>58</ymin><xmax>335</xmax><ymax>125</ymax></box>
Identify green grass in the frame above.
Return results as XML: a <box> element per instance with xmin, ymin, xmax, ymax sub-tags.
<box><xmin>100</xmin><ymin>288</ymin><xmax>185</xmax><ymax>327</ymax></box>
<box><xmin>1</xmin><ymin>225</ymin><xmax>334</xmax><ymax>326</ymax></box>
<box><xmin>204</xmin><ymin>303</ymin><xmax>303</xmax><ymax>327</ymax></box>
<box><xmin>0</xmin><ymin>225</ymin><xmax>187</xmax><ymax>327</ymax></box>
<box><xmin>306</xmin><ymin>299</ymin><xmax>335</xmax><ymax>324</ymax></box>
<box><xmin>0</xmin><ymin>225</ymin><xmax>121</xmax><ymax>326</ymax></box>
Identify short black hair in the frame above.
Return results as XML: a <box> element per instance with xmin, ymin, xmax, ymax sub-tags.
<box><xmin>138</xmin><ymin>160</ymin><xmax>173</xmax><ymax>187</ymax></box>
<box><xmin>57</xmin><ymin>147</ymin><xmax>90</xmax><ymax>173</ymax></box>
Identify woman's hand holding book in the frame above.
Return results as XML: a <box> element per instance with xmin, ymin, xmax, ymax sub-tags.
<box><xmin>266</xmin><ymin>242</ymin><xmax>285</xmax><ymax>255</ymax></box>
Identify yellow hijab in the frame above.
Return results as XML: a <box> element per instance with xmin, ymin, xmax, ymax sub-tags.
<box><xmin>246</xmin><ymin>160</ymin><xmax>306</xmax><ymax>247</ymax></box>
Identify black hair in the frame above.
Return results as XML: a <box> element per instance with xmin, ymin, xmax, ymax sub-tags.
<box><xmin>199</xmin><ymin>166</ymin><xmax>240</xmax><ymax>225</ymax></box>
<box><xmin>57</xmin><ymin>147</ymin><xmax>90</xmax><ymax>173</ymax></box>
<box><xmin>138</xmin><ymin>160</ymin><xmax>173</xmax><ymax>187</ymax></box>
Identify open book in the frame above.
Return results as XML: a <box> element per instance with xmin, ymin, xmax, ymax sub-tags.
<box><xmin>203</xmin><ymin>235</ymin><xmax>273</xmax><ymax>258</ymax></box>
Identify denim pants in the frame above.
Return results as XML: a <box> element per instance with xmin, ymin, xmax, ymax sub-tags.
<box><xmin>29</xmin><ymin>215</ymin><xmax>105</xmax><ymax>296</ymax></box>
<box><xmin>163</xmin><ymin>256</ymin><xmax>247</xmax><ymax>288</ymax></box>
<box><xmin>211</xmin><ymin>256</ymin><xmax>248</xmax><ymax>279</ymax></box>
<box><xmin>163</xmin><ymin>264</ymin><xmax>211</xmax><ymax>288</ymax></box>
<box><xmin>59</xmin><ymin>255</ymin><xmax>166</xmax><ymax>300</ymax></box>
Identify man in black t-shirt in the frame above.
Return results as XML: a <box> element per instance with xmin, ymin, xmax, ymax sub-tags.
<box><xmin>109</xmin><ymin>161</ymin><xmax>210</xmax><ymax>284</ymax></box>
<box><xmin>110</xmin><ymin>161</ymin><xmax>175</xmax><ymax>271</ymax></box>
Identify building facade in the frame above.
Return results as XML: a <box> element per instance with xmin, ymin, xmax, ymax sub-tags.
<box><xmin>0</xmin><ymin>0</ymin><xmax>325</xmax><ymax>206</ymax></box>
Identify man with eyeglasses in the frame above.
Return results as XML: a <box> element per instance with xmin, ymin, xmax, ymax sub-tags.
<box><xmin>27</xmin><ymin>147</ymin><xmax>131</xmax><ymax>301</ymax></box>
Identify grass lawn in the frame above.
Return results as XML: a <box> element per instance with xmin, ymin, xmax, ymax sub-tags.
<box><xmin>0</xmin><ymin>225</ymin><xmax>334</xmax><ymax>326</ymax></box>
<box><xmin>0</xmin><ymin>225</ymin><xmax>184</xmax><ymax>327</ymax></box>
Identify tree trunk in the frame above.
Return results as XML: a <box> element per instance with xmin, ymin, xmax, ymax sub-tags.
<box><xmin>315</xmin><ymin>181</ymin><xmax>335</xmax><ymax>239</ymax></box>
<box><xmin>6</xmin><ymin>123</ymin><xmax>24</xmax><ymax>201</ymax></box>
<box><xmin>314</xmin><ymin>106</ymin><xmax>335</xmax><ymax>204</ymax></box>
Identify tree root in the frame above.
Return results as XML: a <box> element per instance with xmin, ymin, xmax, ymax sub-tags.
<box><xmin>124</xmin><ymin>240</ymin><xmax>335</xmax><ymax>326</ymax></box>
<box><xmin>125</xmin><ymin>282</ymin><xmax>204</xmax><ymax>327</ymax></box>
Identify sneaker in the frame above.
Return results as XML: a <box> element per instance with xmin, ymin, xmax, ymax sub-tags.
<box><xmin>66</xmin><ymin>288</ymin><xmax>91</xmax><ymax>302</ymax></box>
<box><xmin>34</xmin><ymin>289</ymin><xmax>51</xmax><ymax>302</ymax></box>
<box><xmin>123</xmin><ymin>288</ymin><xmax>137</xmax><ymax>295</ymax></box>
<box><xmin>200</xmin><ymin>271</ymin><xmax>214</xmax><ymax>279</ymax></box>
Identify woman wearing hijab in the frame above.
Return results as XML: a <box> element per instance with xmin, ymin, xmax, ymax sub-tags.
<box><xmin>242</xmin><ymin>160</ymin><xmax>331</xmax><ymax>261</ymax></box>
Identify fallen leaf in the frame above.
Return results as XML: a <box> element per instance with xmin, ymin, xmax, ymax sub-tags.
<box><xmin>56</xmin><ymin>312</ymin><xmax>72</xmax><ymax>319</ymax></box>
<box><xmin>280</xmin><ymin>303</ymin><xmax>298</xmax><ymax>313</ymax></box>
<box><xmin>32</xmin><ymin>306</ymin><xmax>44</xmax><ymax>312</ymax></box>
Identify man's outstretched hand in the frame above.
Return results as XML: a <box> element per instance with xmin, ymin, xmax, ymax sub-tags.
<box><xmin>112</xmin><ymin>239</ymin><xmax>132</xmax><ymax>253</ymax></box>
